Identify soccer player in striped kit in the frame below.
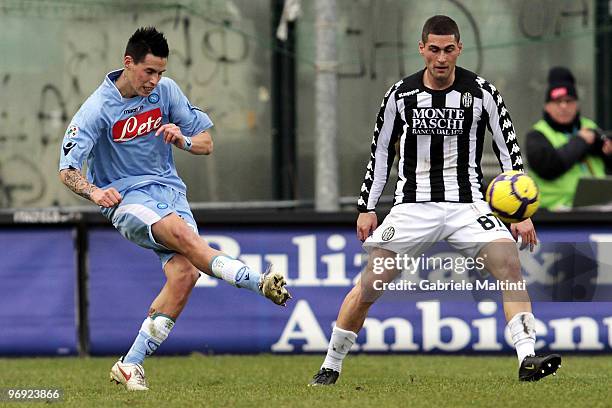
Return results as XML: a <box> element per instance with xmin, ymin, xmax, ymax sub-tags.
<box><xmin>309</xmin><ymin>15</ymin><xmax>560</xmax><ymax>385</ymax></box>
<box><xmin>59</xmin><ymin>27</ymin><xmax>291</xmax><ymax>391</ymax></box>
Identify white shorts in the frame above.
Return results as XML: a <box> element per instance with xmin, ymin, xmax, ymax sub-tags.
<box><xmin>363</xmin><ymin>201</ymin><xmax>514</xmax><ymax>258</ymax></box>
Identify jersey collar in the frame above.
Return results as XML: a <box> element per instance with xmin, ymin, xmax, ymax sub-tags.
<box><xmin>104</xmin><ymin>69</ymin><xmax>143</xmax><ymax>102</ymax></box>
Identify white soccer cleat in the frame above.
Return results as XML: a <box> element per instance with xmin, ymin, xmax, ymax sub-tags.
<box><xmin>259</xmin><ymin>265</ymin><xmax>292</xmax><ymax>306</ymax></box>
<box><xmin>109</xmin><ymin>358</ymin><xmax>149</xmax><ymax>391</ymax></box>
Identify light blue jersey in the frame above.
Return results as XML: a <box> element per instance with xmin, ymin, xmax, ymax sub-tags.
<box><xmin>59</xmin><ymin>69</ymin><xmax>213</xmax><ymax>194</ymax></box>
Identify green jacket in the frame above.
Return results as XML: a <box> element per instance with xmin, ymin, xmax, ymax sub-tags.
<box><xmin>527</xmin><ymin>116</ymin><xmax>606</xmax><ymax>210</ymax></box>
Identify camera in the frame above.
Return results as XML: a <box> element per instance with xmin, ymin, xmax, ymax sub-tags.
<box><xmin>593</xmin><ymin>128</ymin><xmax>612</xmax><ymax>141</ymax></box>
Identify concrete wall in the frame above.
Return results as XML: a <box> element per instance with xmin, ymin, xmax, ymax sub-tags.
<box><xmin>0</xmin><ymin>0</ymin><xmax>596</xmax><ymax>207</ymax></box>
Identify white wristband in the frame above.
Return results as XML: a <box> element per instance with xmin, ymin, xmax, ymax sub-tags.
<box><xmin>182</xmin><ymin>136</ymin><xmax>192</xmax><ymax>151</ymax></box>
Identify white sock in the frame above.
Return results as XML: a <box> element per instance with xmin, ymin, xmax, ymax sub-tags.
<box><xmin>123</xmin><ymin>314</ymin><xmax>175</xmax><ymax>364</ymax></box>
<box><xmin>321</xmin><ymin>326</ymin><xmax>358</xmax><ymax>373</ymax></box>
<box><xmin>210</xmin><ymin>255</ymin><xmax>260</xmax><ymax>293</ymax></box>
<box><xmin>507</xmin><ymin>312</ymin><xmax>536</xmax><ymax>364</ymax></box>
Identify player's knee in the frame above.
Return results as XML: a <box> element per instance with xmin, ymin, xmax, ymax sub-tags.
<box><xmin>347</xmin><ymin>284</ymin><xmax>376</xmax><ymax>307</ymax></box>
<box><xmin>497</xmin><ymin>255</ymin><xmax>522</xmax><ymax>282</ymax></box>
<box><xmin>168</xmin><ymin>223</ymin><xmax>201</xmax><ymax>254</ymax></box>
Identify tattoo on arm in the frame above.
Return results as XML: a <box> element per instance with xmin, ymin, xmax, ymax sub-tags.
<box><xmin>60</xmin><ymin>169</ymin><xmax>98</xmax><ymax>201</ymax></box>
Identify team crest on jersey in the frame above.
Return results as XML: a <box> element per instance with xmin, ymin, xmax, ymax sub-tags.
<box><xmin>461</xmin><ymin>92</ymin><xmax>473</xmax><ymax>108</ymax></box>
<box><xmin>381</xmin><ymin>226</ymin><xmax>395</xmax><ymax>241</ymax></box>
<box><xmin>148</xmin><ymin>93</ymin><xmax>160</xmax><ymax>104</ymax></box>
<box><xmin>66</xmin><ymin>125</ymin><xmax>79</xmax><ymax>138</ymax></box>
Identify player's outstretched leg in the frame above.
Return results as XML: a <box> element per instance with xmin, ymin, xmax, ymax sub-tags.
<box><xmin>110</xmin><ymin>254</ymin><xmax>199</xmax><ymax>391</ymax></box>
<box><xmin>309</xmin><ymin>248</ymin><xmax>397</xmax><ymax>386</ymax></box>
<box><xmin>210</xmin><ymin>256</ymin><xmax>292</xmax><ymax>306</ymax></box>
<box><xmin>481</xmin><ymin>240</ymin><xmax>562</xmax><ymax>381</ymax></box>
<box><xmin>152</xmin><ymin>213</ymin><xmax>291</xmax><ymax>306</ymax></box>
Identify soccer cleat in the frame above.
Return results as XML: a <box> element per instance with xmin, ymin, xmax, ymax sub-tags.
<box><xmin>308</xmin><ymin>368</ymin><xmax>340</xmax><ymax>386</ymax></box>
<box><xmin>519</xmin><ymin>354</ymin><xmax>562</xmax><ymax>382</ymax></box>
<box><xmin>109</xmin><ymin>358</ymin><xmax>149</xmax><ymax>391</ymax></box>
<box><xmin>259</xmin><ymin>265</ymin><xmax>292</xmax><ymax>306</ymax></box>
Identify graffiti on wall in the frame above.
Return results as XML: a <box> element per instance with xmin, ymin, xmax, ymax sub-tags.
<box><xmin>0</xmin><ymin>4</ymin><xmax>263</xmax><ymax>207</ymax></box>
<box><xmin>0</xmin><ymin>0</ymin><xmax>594</xmax><ymax>207</ymax></box>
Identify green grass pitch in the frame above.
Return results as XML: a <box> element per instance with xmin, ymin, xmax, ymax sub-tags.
<box><xmin>1</xmin><ymin>355</ymin><xmax>610</xmax><ymax>407</ymax></box>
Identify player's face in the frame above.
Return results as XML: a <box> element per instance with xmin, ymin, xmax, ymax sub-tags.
<box><xmin>545</xmin><ymin>97</ymin><xmax>578</xmax><ymax>125</ymax></box>
<box><xmin>124</xmin><ymin>54</ymin><xmax>167</xmax><ymax>97</ymax></box>
<box><xmin>419</xmin><ymin>34</ymin><xmax>462</xmax><ymax>86</ymax></box>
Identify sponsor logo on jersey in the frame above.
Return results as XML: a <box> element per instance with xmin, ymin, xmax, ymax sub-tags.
<box><xmin>62</xmin><ymin>140</ymin><xmax>77</xmax><ymax>156</ymax></box>
<box><xmin>112</xmin><ymin>108</ymin><xmax>163</xmax><ymax>143</ymax></box>
<box><xmin>157</xmin><ymin>202</ymin><xmax>168</xmax><ymax>209</ymax></box>
<box><xmin>123</xmin><ymin>105</ymin><xmax>144</xmax><ymax>115</ymax></box>
<box><xmin>382</xmin><ymin>226</ymin><xmax>395</xmax><ymax>241</ymax></box>
<box><xmin>66</xmin><ymin>125</ymin><xmax>79</xmax><ymax>138</ymax></box>
<box><xmin>411</xmin><ymin>108</ymin><xmax>465</xmax><ymax>135</ymax></box>
<box><xmin>398</xmin><ymin>89</ymin><xmax>420</xmax><ymax>98</ymax></box>
<box><xmin>148</xmin><ymin>93</ymin><xmax>160</xmax><ymax>104</ymax></box>
<box><xmin>462</xmin><ymin>92</ymin><xmax>473</xmax><ymax>108</ymax></box>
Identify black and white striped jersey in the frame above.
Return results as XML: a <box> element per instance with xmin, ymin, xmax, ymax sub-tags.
<box><xmin>357</xmin><ymin>66</ymin><xmax>523</xmax><ymax>212</ymax></box>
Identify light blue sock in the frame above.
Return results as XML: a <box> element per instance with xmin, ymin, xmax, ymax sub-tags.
<box><xmin>210</xmin><ymin>255</ymin><xmax>261</xmax><ymax>293</ymax></box>
<box><xmin>123</xmin><ymin>314</ymin><xmax>175</xmax><ymax>364</ymax></box>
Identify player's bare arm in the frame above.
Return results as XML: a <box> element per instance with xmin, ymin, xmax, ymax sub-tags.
<box><xmin>155</xmin><ymin>124</ymin><xmax>213</xmax><ymax>155</ymax></box>
<box><xmin>59</xmin><ymin>168</ymin><xmax>122</xmax><ymax>207</ymax></box>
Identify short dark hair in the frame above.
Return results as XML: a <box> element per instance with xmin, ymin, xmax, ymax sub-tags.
<box><xmin>421</xmin><ymin>15</ymin><xmax>460</xmax><ymax>43</ymax></box>
<box><xmin>125</xmin><ymin>27</ymin><xmax>169</xmax><ymax>63</ymax></box>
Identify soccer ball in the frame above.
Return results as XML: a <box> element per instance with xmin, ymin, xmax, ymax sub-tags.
<box><xmin>485</xmin><ymin>171</ymin><xmax>540</xmax><ymax>223</ymax></box>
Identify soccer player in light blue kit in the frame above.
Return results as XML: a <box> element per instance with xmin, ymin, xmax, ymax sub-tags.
<box><xmin>59</xmin><ymin>27</ymin><xmax>291</xmax><ymax>391</ymax></box>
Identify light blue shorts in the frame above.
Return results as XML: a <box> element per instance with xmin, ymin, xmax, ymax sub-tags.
<box><xmin>101</xmin><ymin>183</ymin><xmax>198</xmax><ymax>266</ymax></box>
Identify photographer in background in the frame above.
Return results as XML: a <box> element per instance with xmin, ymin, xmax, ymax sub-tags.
<box><xmin>526</xmin><ymin>67</ymin><xmax>612</xmax><ymax>210</ymax></box>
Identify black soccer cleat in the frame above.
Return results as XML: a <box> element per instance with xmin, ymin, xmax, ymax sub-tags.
<box><xmin>519</xmin><ymin>354</ymin><xmax>562</xmax><ymax>381</ymax></box>
<box><xmin>308</xmin><ymin>368</ymin><xmax>340</xmax><ymax>386</ymax></box>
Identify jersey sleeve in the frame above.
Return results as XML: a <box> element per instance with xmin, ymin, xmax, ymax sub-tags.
<box><xmin>357</xmin><ymin>81</ymin><xmax>402</xmax><ymax>212</ymax></box>
<box><xmin>58</xmin><ymin>105</ymin><xmax>101</xmax><ymax>172</ymax></box>
<box><xmin>166</xmin><ymin>79</ymin><xmax>213</xmax><ymax>137</ymax></box>
<box><xmin>477</xmin><ymin>76</ymin><xmax>524</xmax><ymax>172</ymax></box>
